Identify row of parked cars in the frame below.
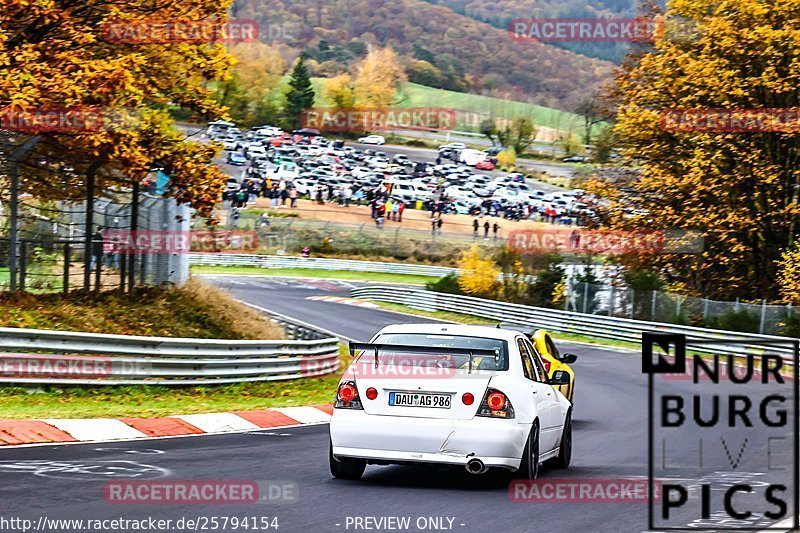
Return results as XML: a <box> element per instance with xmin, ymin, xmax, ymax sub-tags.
<box><xmin>207</xmin><ymin>121</ymin><xmax>598</xmax><ymax>220</ymax></box>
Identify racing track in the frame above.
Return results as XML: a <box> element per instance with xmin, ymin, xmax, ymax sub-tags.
<box><xmin>0</xmin><ymin>276</ymin><xmax>794</xmax><ymax>533</ymax></box>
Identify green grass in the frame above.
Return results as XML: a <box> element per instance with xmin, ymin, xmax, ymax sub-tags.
<box><xmin>0</xmin><ymin>350</ymin><xmax>349</xmax><ymax>419</ymax></box>
<box><xmin>190</xmin><ymin>265</ymin><xmax>439</xmax><ymax>285</ymax></box>
<box><xmin>310</xmin><ymin>79</ymin><xmax>603</xmax><ymax>135</ymax></box>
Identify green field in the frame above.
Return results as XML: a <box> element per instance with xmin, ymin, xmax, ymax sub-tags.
<box><xmin>190</xmin><ymin>266</ymin><xmax>439</xmax><ymax>285</ymax></box>
<box><xmin>310</xmin><ymin>79</ymin><xmax>600</xmax><ymax>135</ymax></box>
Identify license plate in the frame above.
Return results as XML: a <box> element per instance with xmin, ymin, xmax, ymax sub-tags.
<box><xmin>388</xmin><ymin>392</ymin><xmax>451</xmax><ymax>409</ymax></box>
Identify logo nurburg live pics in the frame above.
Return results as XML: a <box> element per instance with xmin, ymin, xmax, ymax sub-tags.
<box><xmin>642</xmin><ymin>332</ymin><xmax>799</xmax><ymax>531</ymax></box>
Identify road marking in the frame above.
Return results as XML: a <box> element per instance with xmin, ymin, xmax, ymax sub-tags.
<box><xmin>273</xmin><ymin>406</ymin><xmax>332</xmax><ymax>424</ymax></box>
<box><xmin>43</xmin><ymin>418</ymin><xmax>147</xmax><ymax>441</ymax></box>
<box><xmin>175</xmin><ymin>413</ymin><xmax>261</xmax><ymax>433</ymax></box>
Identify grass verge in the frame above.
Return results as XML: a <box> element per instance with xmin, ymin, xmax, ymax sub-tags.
<box><xmin>0</xmin><ymin>278</ymin><xmax>284</xmax><ymax>339</ymax></box>
<box><xmin>191</xmin><ymin>265</ymin><xmax>439</xmax><ymax>285</ymax></box>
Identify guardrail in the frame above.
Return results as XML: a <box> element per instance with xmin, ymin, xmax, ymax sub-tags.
<box><xmin>0</xmin><ymin>312</ymin><xmax>340</xmax><ymax>386</ymax></box>
<box><xmin>189</xmin><ymin>253</ymin><xmax>458</xmax><ymax>278</ymax></box>
<box><xmin>351</xmin><ymin>286</ymin><xmax>798</xmax><ymax>361</ymax></box>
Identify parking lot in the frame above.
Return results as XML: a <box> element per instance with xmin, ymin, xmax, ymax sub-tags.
<box><xmin>207</xmin><ymin>121</ymin><xmax>600</xmax><ymax>227</ymax></box>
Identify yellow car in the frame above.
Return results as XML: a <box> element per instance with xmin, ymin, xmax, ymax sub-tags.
<box><xmin>529</xmin><ymin>329</ymin><xmax>577</xmax><ymax>403</ymax></box>
<box><xmin>499</xmin><ymin>324</ymin><xmax>578</xmax><ymax>402</ymax></box>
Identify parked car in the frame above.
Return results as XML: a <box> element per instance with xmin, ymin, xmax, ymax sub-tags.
<box><xmin>357</xmin><ymin>135</ymin><xmax>386</xmax><ymax>145</ymax></box>
<box><xmin>226</xmin><ymin>152</ymin><xmax>247</xmax><ymax>166</ymax></box>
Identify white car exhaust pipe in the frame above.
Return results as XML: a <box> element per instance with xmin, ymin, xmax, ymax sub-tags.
<box><xmin>465</xmin><ymin>458</ymin><xmax>487</xmax><ymax>475</ymax></box>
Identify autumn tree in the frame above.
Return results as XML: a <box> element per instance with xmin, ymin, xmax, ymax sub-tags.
<box><xmin>323</xmin><ymin>74</ymin><xmax>357</xmax><ymax>109</ymax></box>
<box><xmin>0</xmin><ymin>0</ymin><xmax>234</xmax><ymax>218</ymax></box>
<box><xmin>353</xmin><ymin>47</ymin><xmax>407</xmax><ymax>108</ymax></box>
<box><xmin>457</xmin><ymin>244</ymin><xmax>500</xmax><ymax>298</ymax></box>
<box><xmin>607</xmin><ymin>0</ymin><xmax>800</xmax><ymax>300</ymax></box>
<box><xmin>778</xmin><ymin>243</ymin><xmax>800</xmax><ymax>304</ymax></box>
<box><xmin>214</xmin><ymin>42</ymin><xmax>287</xmax><ymax>126</ymax></box>
<box><xmin>497</xmin><ymin>117</ymin><xmax>537</xmax><ymax>155</ymax></box>
<box><xmin>284</xmin><ymin>56</ymin><xmax>315</xmax><ymax>129</ymax></box>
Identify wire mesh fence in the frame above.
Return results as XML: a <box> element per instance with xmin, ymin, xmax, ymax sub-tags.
<box><xmin>0</xmin><ymin>193</ymin><xmax>189</xmax><ymax>293</ymax></box>
<box><xmin>564</xmin><ymin>281</ymin><xmax>798</xmax><ymax>336</ymax></box>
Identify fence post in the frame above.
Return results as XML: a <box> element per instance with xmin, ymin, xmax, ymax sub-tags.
<box><xmin>651</xmin><ymin>291</ymin><xmax>657</xmax><ymax>321</ymax></box>
<box><xmin>582</xmin><ymin>282</ymin><xmax>589</xmax><ymax>314</ymax></box>
<box><xmin>63</xmin><ymin>242</ymin><xmax>71</xmax><ymax>294</ymax></box>
<box><xmin>608</xmin><ymin>285</ymin><xmax>615</xmax><ymax>316</ymax></box>
<box><xmin>759</xmin><ymin>299</ymin><xmax>767</xmax><ymax>334</ymax></box>
<box><xmin>19</xmin><ymin>241</ymin><xmax>27</xmax><ymax>292</ymax></box>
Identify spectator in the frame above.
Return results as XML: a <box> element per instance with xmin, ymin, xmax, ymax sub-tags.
<box><xmin>431</xmin><ymin>217</ymin><xmax>437</xmax><ymax>235</ymax></box>
<box><xmin>385</xmin><ymin>198</ymin><xmax>394</xmax><ymax>221</ymax></box>
<box><xmin>354</xmin><ymin>188</ymin><xmax>365</xmax><ymax>208</ymax></box>
<box><xmin>437</xmin><ymin>217</ymin><xmax>443</xmax><ymax>235</ymax></box>
<box><xmin>280</xmin><ymin>187</ymin><xmax>288</xmax><ymax>207</ymax></box>
<box><xmin>90</xmin><ymin>227</ymin><xmax>104</xmax><ymax>272</ymax></box>
<box><xmin>391</xmin><ymin>200</ymin><xmax>399</xmax><ymax>221</ymax></box>
<box><xmin>289</xmin><ymin>187</ymin><xmax>298</xmax><ymax>208</ymax></box>
<box><xmin>483</xmin><ymin>220</ymin><xmax>490</xmax><ymax>240</ymax></box>
<box><xmin>473</xmin><ymin>218</ymin><xmax>479</xmax><ymax>239</ymax></box>
<box><xmin>397</xmin><ymin>201</ymin><xmax>405</xmax><ymax>222</ymax></box>
<box><xmin>344</xmin><ymin>186</ymin><xmax>352</xmax><ymax>208</ymax></box>
<box><xmin>493</xmin><ymin>222</ymin><xmax>500</xmax><ymax>240</ymax></box>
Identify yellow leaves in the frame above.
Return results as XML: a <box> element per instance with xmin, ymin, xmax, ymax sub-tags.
<box><xmin>457</xmin><ymin>244</ymin><xmax>500</xmax><ymax>298</ymax></box>
<box><xmin>323</xmin><ymin>73</ymin><xmax>357</xmax><ymax>109</ymax></box>
<box><xmin>352</xmin><ymin>47</ymin><xmax>407</xmax><ymax>108</ymax></box>
<box><xmin>778</xmin><ymin>244</ymin><xmax>800</xmax><ymax>304</ymax></box>
<box><xmin>496</xmin><ymin>147</ymin><xmax>516</xmax><ymax>168</ymax></box>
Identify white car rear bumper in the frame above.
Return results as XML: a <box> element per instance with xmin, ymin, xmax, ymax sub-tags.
<box><xmin>330</xmin><ymin>409</ymin><xmax>528</xmax><ymax>470</ymax></box>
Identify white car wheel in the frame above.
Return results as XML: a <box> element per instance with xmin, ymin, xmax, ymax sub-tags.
<box><xmin>329</xmin><ymin>441</ymin><xmax>366</xmax><ymax>480</ymax></box>
<box><xmin>515</xmin><ymin>421</ymin><xmax>540</xmax><ymax>481</ymax></box>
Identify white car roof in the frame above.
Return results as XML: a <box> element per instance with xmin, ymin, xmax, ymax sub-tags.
<box><xmin>375</xmin><ymin>323</ymin><xmax>521</xmax><ymax>343</ymax></box>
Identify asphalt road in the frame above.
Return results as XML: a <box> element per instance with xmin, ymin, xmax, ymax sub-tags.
<box><xmin>0</xmin><ymin>276</ymin><xmax>794</xmax><ymax>533</ymax></box>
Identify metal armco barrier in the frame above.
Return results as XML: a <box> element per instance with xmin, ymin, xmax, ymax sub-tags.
<box><xmin>189</xmin><ymin>253</ymin><xmax>459</xmax><ymax>278</ymax></box>
<box><xmin>0</xmin><ymin>313</ymin><xmax>340</xmax><ymax>386</ymax></box>
<box><xmin>350</xmin><ymin>286</ymin><xmax>798</xmax><ymax>361</ymax></box>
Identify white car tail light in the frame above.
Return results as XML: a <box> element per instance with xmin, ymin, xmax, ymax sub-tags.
<box><xmin>477</xmin><ymin>388</ymin><xmax>515</xmax><ymax>419</ymax></box>
<box><xmin>334</xmin><ymin>381</ymin><xmax>363</xmax><ymax>410</ymax></box>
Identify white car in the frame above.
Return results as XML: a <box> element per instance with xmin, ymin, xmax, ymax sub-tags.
<box><xmin>440</xmin><ymin>142</ymin><xmax>466</xmax><ymax>151</ymax></box>
<box><xmin>358</xmin><ymin>135</ymin><xmax>386</xmax><ymax>145</ymax></box>
<box><xmin>329</xmin><ymin>323</ymin><xmax>573</xmax><ymax>480</ymax></box>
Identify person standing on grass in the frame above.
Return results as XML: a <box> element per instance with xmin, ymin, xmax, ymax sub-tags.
<box><xmin>483</xmin><ymin>220</ymin><xmax>490</xmax><ymax>239</ymax></box>
<box><xmin>473</xmin><ymin>218</ymin><xmax>479</xmax><ymax>239</ymax></box>
<box><xmin>289</xmin><ymin>187</ymin><xmax>298</xmax><ymax>208</ymax></box>
<box><xmin>493</xmin><ymin>221</ymin><xmax>500</xmax><ymax>241</ymax></box>
<box><xmin>354</xmin><ymin>187</ymin><xmax>364</xmax><ymax>208</ymax></box>
<box><xmin>398</xmin><ymin>201</ymin><xmax>405</xmax><ymax>222</ymax></box>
